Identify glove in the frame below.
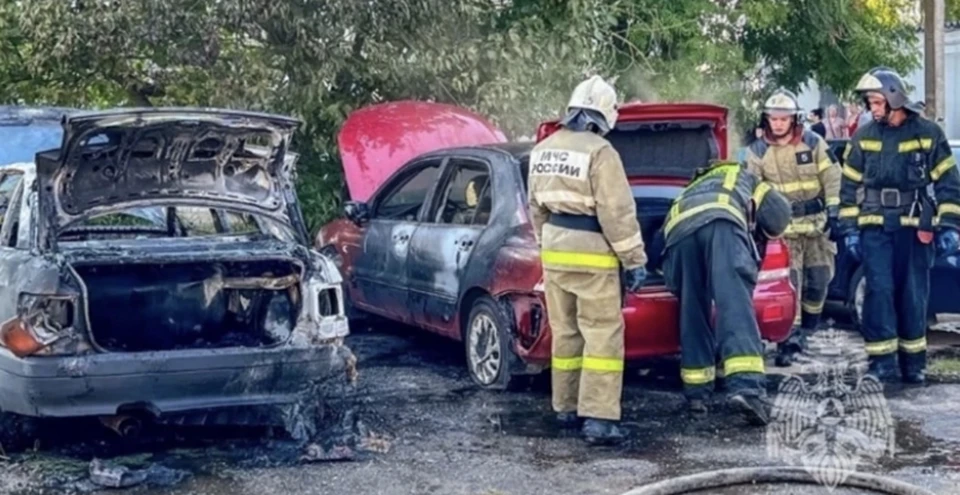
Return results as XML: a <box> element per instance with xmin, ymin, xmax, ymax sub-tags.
<box><xmin>845</xmin><ymin>233</ymin><xmax>861</xmax><ymax>262</ymax></box>
<box><xmin>623</xmin><ymin>266</ymin><xmax>647</xmax><ymax>294</ymax></box>
<box><xmin>936</xmin><ymin>228</ymin><xmax>960</xmax><ymax>257</ymax></box>
<box><xmin>825</xmin><ymin>205</ymin><xmax>840</xmax><ymax>240</ymax></box>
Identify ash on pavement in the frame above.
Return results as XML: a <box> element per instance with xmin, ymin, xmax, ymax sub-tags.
<box><xmin>2</xmin><ymin>323</ymin><xmax>959</xmax><ymax>495</ymax></box>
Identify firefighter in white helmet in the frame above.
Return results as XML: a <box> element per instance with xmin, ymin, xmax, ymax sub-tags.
<box><xmin>744</xmin><ymin>88</ymin><xmax>841</xmax><ymax>367</ymax></box>
<box><xmin>528</xmin><ymin>75</ymin><xmax>647</xmax><ymax>445</ymax></box>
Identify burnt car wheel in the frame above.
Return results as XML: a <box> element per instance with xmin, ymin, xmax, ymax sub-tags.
<box><xmin>0</xmin><ymin>411</ymin><xmax>38</xmax><ymax>453</ymax></box>
<box><xmin>464</xmin><ymin>296</ymin><xmax>520</xmax><ymax>391</ymax></box>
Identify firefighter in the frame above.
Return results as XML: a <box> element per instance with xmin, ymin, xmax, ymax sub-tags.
<box><xmin>744</xmin><ymin>89</ymin><xmax>842</xmax><ymax>367</ymax></box>
<box><xmin>528</xmin><ymin>75</ymin><xmax>648</xmax><ymax>445</ymax></box>
<box><xmin>661</xmin><ymin>161</ymin><xmax>791</xmax><ymax>425</ymax></box>
<box><xmin>839</xmin><ymin>68</ymin><xmax>960</xmax><ymax>384</ymax></box>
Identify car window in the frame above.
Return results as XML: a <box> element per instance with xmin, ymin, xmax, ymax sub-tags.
<box><xmin>0</xmin><ymin>172</ymin><xmax>24</xmax><ymax>247</ymax></box>
<box><xmin>0</xmin><ymin>124</ymin><xmax>63</xmax><ymax>166</ymax></box>
<box><xmin>59</xmin><ymin>206</ymin><xmax>294</xmax><ymax>242</ymax></box>
<box><xmin>374</xmin><ymin>160</ymin><xmax>443</xmax><ymax>221</ymax></box>
<box><xmin>434</xmin><ymin>159</ymin><xmax>492</xmax><ymax>226</ymax></box>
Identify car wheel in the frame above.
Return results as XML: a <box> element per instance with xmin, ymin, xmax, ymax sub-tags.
<box><xmin>463</xmin><ymin>296</ymin><xmax>521</xmax><ymax>391</ymax></box>
<box><xmin>848</xmin><ymin>266</ymin><xmax>865</xmax><ymax>329</ymax></box>
<box><xmin>0</xmin><ymin>411</ymin><xmax>37</xmax><ymax>453</ymax></box>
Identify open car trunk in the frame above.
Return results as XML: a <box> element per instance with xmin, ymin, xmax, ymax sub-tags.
<box><xmin>72</xmin><ymin>260</ymin><xmax>303</xmax><ymax>352</ymax></box>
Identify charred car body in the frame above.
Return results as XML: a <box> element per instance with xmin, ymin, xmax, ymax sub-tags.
<box><xmin>318</xmin><ymin>101</ymin><xmax>797</xmax><ymax>390</ymax></box>
<box><xmin>0</xmin><ymin>108</ymin><xmax>351</xmax><ymax>446</ymax></box>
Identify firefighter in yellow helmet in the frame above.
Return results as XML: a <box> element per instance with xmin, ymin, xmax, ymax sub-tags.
<box><xmin>528</xmin><ymin>75</ymin><xmax>647</xmax><ymax>445</ymax></box>
<box><xmin>660</xmin><ymin>161</ymin><xmax>792</xmax><ymax>424</ymax></box>
<box><xmin>744</xmin><ymin>89</ymin><xmax>842</xmax><ymax>367</ymax></box>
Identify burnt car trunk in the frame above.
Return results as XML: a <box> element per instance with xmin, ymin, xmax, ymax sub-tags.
<box><xmin>72</xmin><ymin>259</ymin><xmax>303</xmax><ymax>352</ymax></box>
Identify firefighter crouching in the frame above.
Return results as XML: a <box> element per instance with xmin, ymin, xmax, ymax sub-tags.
<box><xmin>839</xmin><ymin>68</ymin><xmax>960</xmax><ymax>383</ymax></box>
<box><xmin>745</xmin><ymin>89</ymin><xmax>841</xmax><ymax>367</ymax></box>
<box><xmin>528</xmin><ymin>75</ymin><xmax>648</xmax><ymax>445</ymax></box>
<box><xmin>661</xmin><ymin>161</ymin><xmax>791</xmax><ymax>425</ymax></box>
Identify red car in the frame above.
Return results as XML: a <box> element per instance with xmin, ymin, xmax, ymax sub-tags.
<box><xmin>317</xmin><ymin>100</ymin><xmax>796</xmax><ymax>389</ymax></box>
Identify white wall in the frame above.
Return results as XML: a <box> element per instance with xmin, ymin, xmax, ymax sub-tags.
<box><xmin>796</xmin><ymin>28</ymin><xmax>960</xmax><ymax>139</ymax></box>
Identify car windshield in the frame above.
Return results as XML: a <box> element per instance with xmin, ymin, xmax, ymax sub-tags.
<box><xmin>57</xmin><ymin>205</ymin><xmax>297</xmax><ymax>243</ymax></box>
<box><xmin>0</xmin><ymin>123</ymin><xmax>63</xmax><ymax>166</ymax></box>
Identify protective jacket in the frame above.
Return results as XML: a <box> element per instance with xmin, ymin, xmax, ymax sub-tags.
<box><xmin>839</xmin><ymin>114</ymin><xmax>960</xmax><ymax>235</ymax></box>
<box><xmin>663</xmin><ymin>163</ymin><xmax>791</xmax><ymax>258</ymax></box>
<box><xmin>745</xmin><ymin>129</ymin><xmax>841</xmax><ymax>237</ymax></box>
<box><xmin>528</xmin><ymin>128</ymin><xmax>647</xmax><ymax>272</ymax></box>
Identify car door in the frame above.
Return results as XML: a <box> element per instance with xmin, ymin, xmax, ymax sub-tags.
<box><xmin>352</xmin><ymin>158</ymin><xmax>445</xmax><ymax>322</ymax></box>
<box><xmin>0</xmin><ymin>171</ymin><xmax>34</xmax><ymax>322</ymax></box>
<box><xmin>406</xmin><ymin>157</ymin><xmax>493</xmax><ymax>336</ymax></box>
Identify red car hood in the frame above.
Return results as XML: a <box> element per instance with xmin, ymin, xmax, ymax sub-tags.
<box><xmin>537</xmin><ymin>102</ymin><xmax>729</xmax><ymax>180</ymax></box>
<box><xmin>337</xmin><ymin>101</ymin><xmax>507</xmax><ymax>202</ymax></box>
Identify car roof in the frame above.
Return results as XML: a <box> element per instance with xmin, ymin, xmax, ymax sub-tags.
<box><xmin>419</xmin><ymin>141</ymin><xmax>535</xmax><ymax>162</ymax></box>
<box><xmin>0</xmin><ymin>105</ymin><xmax>77</xmax><ymax>125</ymax></box>
<box><xmin>0</xmin><ymin>162</ymin><xmax>36</xmax><ymax>174</ymax></box>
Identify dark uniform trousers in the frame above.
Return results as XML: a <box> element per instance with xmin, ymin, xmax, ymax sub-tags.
<box><xmin>663</xmin><ymin>220</ymin><xmax>766</xmax><ymax>400</ymax></box>
<box><xmin>861</xmin><ymin>227</ymin><xmax>933</xmax><ymax>377</ymax></box>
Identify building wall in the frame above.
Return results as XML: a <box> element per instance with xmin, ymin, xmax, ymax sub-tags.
<box><xmin>796</xmin><ymin>27</ymin><xmax>960</xmax><ymax>139</ymax></box>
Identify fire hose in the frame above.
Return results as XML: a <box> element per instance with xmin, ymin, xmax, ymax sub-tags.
<box><xmin>619</xmin><ymin>466</ymin><xmax>937</xmax><ymax>495</ymax></box>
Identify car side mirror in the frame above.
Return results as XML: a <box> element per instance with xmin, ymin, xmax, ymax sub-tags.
<box><xmin>344</xmin><ymin>201</ymin><xmax>370</xmax><ymax>225</ymax></box>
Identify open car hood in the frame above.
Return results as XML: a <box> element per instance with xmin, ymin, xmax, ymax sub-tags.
<box><xmin>35</xmin><ymin>108</ymin><xmax>303</xmax><ymax>232</ymax></box>
<box><xmin>537</xmin><ymin>103</ymin><xmax>728</xmax><ymax>180</ymax></box>
<box><xmin>337</xmin><ymin>101</ymin><xmax>507</xmax><ymax>202</ymax></box>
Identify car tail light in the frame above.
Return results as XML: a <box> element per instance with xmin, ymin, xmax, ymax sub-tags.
<box><xmin>0</xmin><ymin>294</ymin><xmax>75</xmax><ymax>357</ymax></box>
<box><xmin>758</xmin><ymin>239</ymin><xmax>791</xmax><ymax>282</ymax></box>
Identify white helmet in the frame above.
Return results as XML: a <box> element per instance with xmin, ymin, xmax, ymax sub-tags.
<box><xmin>762</xmin><ymin>89</ymin><xmax>801</xmax><ymax>117</ymax></box>
<box><xmin>566</xmin><ymin>75</ymin><xmax>619</xmax><ymax>130</ymax></box>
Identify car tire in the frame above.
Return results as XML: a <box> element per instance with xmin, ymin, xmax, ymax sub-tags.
<box><xmin>848</xmin><ymin>266</ymin><xmax>865</xmax><ymax>330</ymax></box>
<box><xmin>463</xmin><ymin>296</ymin><xmax>522</xmax><ymax>391</ymax></box>
<box><xmin>0</xmin><ymin>411</ymin><xmax>37</xmax><ymax>453</ymax></box>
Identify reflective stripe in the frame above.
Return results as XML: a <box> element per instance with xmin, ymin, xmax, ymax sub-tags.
<box><xmin>865</xmin><ymin>339</ymin><xmax>898</xmax><ymax>356</ymax></box>
<box><xmin>583</xmin><ymin>356</ymin><xmax>624</xmax><ymax>372</ymax></box>
<box><xmin>859</xmin><ymin>140</ymin><xmax>882</xmax><ymax>152</ymax></box>
<box><xmin>552</xmin><ymin>356</ymin><xmax>583</xmax><ymax>371</ymax></box>
<box><xmin>839</xmin><ymin>206</ymin><xmax>860</xmax><ymax>218</ymax></box>
<box><xmin>842</xmin><ymin>165</ymin><xmax>863</xmax><ymax>182</ymax></box>
<box><xmin>899</xmin><ymin>337</ymin><xmax>927</xmax><ymax>353</ymax></box>
<box><xmin>541</xmin><ymin>250</ymin><xmax>620</xmax><ymax>269</ymax></box>
<box><xmin>802</xmin><ymin>300</ymin><xmax>825</xmax><ymax>314</ymax></box>
<box><xmin>773</xmin><ymin>180</ymin><xmax>821</xmax><ymax>194</ymax></box>
<box><xmin>722</xmin><ymin>168</ymin><xmax>738</xmax><ymax>190</ymax></box>
<box><xmin>857</xmin><ymin>215</ymin><xmax>941</xmax><ymax>227</ymax></box>
<box><xmin>681</xmin><ymin>367</ymin><xmax>716</xmax><ymax>385</ymax></box>
<box><xmin>939</xmin><ymin>203</ymin><xmax>960</xmax><ymax>217</ymax></box>
<box><xmin>724</xmin><ymin>355</ymin><xmax>765</xmax><ymax>376</ymax></box>
<box><xmin>932</xmin><ymin>156</ymin><xmax>957</xmax><ymax>181</ymax></box>
<box><xmin>818</xmin><ymin>159</ymin><xmax>834</xmax><ymax>173</ymax></box>
<box><xmin>825</xmin><ymin>197</ymin><xmax>840</xmax><ymax>207</ymax></box>
<box><xmin>752</xmin><ymin>182</ymin><xmax>772</xmax><ymax>205</ymax></box>
<box><xmin>688</xmin><ymin>164</ymin><xmax>739</xmax><ymax>190</ymax></box>
<box><xmin>535</xmin><ymin>190</ymin><xmax>596</xmax><ymax>207</ymax></box>
<box><xmin>898</xmin><ymin>139</ymin><xmax>933</xmax><ymax>153</ymax></box>
<box><xmin>610</xmin><ymin>231</ymin><xmax>643</xmax><ymax>253</ymax></box>
<box><xmin>843</xmin><ymin>144</ymin><xmax>853</xmax><ymax>162</ymax></box>
<box><xmin>785</xmin><ymin>222</ymin><xmax>819</xmax><ymax>235</ymax></box>
<box><xmin>664</xmin><ymin>196</ymin><xmax>746</xmax><ymax>235</ymax></box>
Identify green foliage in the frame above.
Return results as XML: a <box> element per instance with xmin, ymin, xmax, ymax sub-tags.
<box><xmin>0</xmin><ymin>0</ymin><xmax>924</xmax><ymax>233</ymax></box>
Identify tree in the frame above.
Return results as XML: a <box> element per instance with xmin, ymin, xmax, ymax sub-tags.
<box><xmin>0</xmin><ymin>0</ymin><xmax>925</xmax><ymax>229</ymax></box>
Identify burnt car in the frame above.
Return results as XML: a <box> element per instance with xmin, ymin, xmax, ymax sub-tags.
<box><xmin>317</xmin><ymin>101</ymin><xmax>797</xmax><ymax>390</ymax></box>
<box><xmin>0</xmin><ymin>108</ymin><xmax>351</xmax><ymax>448</ymax></box>
<box><xmin>825</xmin><ymin>138</ymin><xmax>960</xmax><ymax>326</ymax></box>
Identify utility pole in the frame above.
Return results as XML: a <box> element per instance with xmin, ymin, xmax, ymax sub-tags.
<box><xmin>923</xmin><ymin>0</ymin><xmax>945</xmax><ymax>123</ymax></box>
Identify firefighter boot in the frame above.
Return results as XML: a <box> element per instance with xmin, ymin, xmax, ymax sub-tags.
<box><xmin>727</xmin><ymin>394</ymin><xmax>771</xmax><ymax>426</ymax></box>
<box><xmin>582</xmin><ymin>418</ymin><xmax>624</xmax><ymax>445</ymax></box>
<box><xmin>556</xmin><ymin>411</ymin><xmax>580</xmax><ymax>428</ymax></box>
<box><xmin>774</xmin><ymin>327</ymin><xmax>805</xmax><ymax>367</ymax></box>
